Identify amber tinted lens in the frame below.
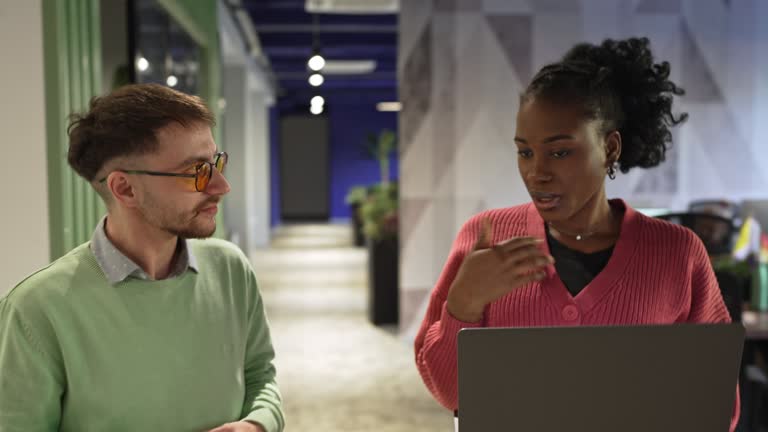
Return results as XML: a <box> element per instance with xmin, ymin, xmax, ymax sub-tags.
<box><xmin>195</xmin><ymin>163</ymin><xmax>212</xmax><ymax>191</ymax></box>
<box><xmin>215</xmin><ymin>152</ymin><xmax>228</xmax><ymax>174</ymax></box>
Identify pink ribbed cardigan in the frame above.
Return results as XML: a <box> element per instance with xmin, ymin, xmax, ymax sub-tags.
<box><xmin>414</xmin><ymin>200</ymin><xmax>739</xmax><ymax>430</ymax></box>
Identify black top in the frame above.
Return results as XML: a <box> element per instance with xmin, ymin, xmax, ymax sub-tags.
<box><xmin>546</xmin><ymin>229</ymin><xmax>614</xmax><ymax>297</ymax></box>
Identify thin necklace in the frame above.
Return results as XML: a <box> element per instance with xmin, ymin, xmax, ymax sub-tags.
<box><xmin>547</xmin><ymin>222</ymin><xmax>596</xmax><ymax>241</ymax></box>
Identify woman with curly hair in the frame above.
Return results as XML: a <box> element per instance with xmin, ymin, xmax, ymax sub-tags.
<box><xmin>414</xmin><ymin>37</ymin><xmax>738</xmax><ymax>429</ymax></box>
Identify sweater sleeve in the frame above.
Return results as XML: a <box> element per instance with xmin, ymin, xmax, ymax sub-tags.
<box><xmin>687</xmin><ymin>234</ymin><xmax>740</xmax><ymax>432</ymax></box>
<box><xmin>688</xmin><ymin>235</ymin><xmax>732</xmax><ymax>324</ymax></box>
<box><xmin>239</xmin><ymin>265</ymin><xmax>285</xmax><ymax>432</ymax></box>
<box><xmin>0</xmin><ymin>297</ymin><xmax>64</xmax><ymax>432</ymax></box>
<box><xmin>414</xmin><ymin>215</ymin><xmax>486</xmax><ymax>410</ymax></box>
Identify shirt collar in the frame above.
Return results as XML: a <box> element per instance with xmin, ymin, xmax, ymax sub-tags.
<box><xmin>90</xmin><ymin>216</ymin><xmax>199</xmax><ymax>284</ymax></box>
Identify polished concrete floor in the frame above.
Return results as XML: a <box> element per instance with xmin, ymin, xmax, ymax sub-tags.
<box><xmin>250</xmin><ymin>224</ymin><xmax>450</xmax><ymax>432</ymax></box>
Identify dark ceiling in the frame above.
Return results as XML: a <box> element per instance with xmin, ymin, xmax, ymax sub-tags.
<box><xmin>241</xmin><ymin>0</ymin><xmax>398</xmax><ymax>109</ymax></box>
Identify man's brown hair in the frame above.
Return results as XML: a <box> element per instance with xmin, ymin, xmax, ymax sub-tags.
<box><xmin>67</xmin><ymin>83</ymin><xmax>215</xmax><ymax>182</ymax></box>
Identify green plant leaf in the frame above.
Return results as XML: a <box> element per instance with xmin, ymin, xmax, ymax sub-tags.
<box><xmin>359</xmin><ymin>183</ymin><xmax>399</xmax><ymax>241</ymax></box>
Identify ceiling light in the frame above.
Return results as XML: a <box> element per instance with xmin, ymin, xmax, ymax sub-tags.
<box><xmin>310</xmin><ymin>104</ymin><xmax>324</xmax><ymax>115</ymax></box>
<box><xmin>322</xmin><ymin>60</ymin><xmax>376</xmax><ymax>75</ymax></box>
<box><xmin>305</xmin><ymin>0</ymin><xmax>399</xmax><ymax>14</ymax></box>
<box><xmin>137</xmin><ymin>57</ymin><xmax>149</xmax><ymax>72</ymax></box>
<box><xmin>308</xmin><ymin>54</ymin><xmax>326</xmax><ymax>71</ymax></box>
<box><xmin>376</xmin><ymin>101</ymin><xmax>401</xmax><ymax>112</ymax></box>
<box><xmin>166</xmin><ymin>75</ymin><xmax>178</xmax><ymax>87</ymax></box>
<box><xmin>308</xmin><ymin>73</ymin><xmax>324</xmax><ymax>87</ymax></box>
<box><xmin>311</xmin><ymin>96</ymin><xmax>325</xmax><ymax>106</ymax></box>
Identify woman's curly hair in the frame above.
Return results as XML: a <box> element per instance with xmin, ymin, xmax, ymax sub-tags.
<box><xmin>523</xmin><ymin>37</ymin><xmax>687</xmax><ymax>173</ymax></box>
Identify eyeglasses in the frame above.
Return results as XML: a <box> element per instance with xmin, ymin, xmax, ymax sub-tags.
<box><xmin>99</xmin><ymin>151</ymin><xmax>228</xmax><ymax>192</ymax></box>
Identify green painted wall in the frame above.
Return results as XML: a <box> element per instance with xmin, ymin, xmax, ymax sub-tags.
<box><xmin>43</xmin><ymin>0</ymin><xmax>105</xmax><ymax>260</ymax></box>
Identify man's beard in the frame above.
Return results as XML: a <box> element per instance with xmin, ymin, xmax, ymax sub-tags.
<box><xmin>140</xmin><ymin>195</ymin><xmax>218</xmax><ymax>239</ymax></box>
<box><xmin>168</xmin><ymin>217</ymin><xmax>217</xmax><ymax>239</ymax></box>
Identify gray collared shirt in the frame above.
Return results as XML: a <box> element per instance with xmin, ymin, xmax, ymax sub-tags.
<box><xmin>90</xmin><ymin>216</ymin><xmax>199</xmax><ymax>284</ymax></box>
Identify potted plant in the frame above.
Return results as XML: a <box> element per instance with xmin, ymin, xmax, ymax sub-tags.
<box><xmin>357</xmin><ymin>129</ymin><xmax>399</xmax><ymax>324</ymax></box>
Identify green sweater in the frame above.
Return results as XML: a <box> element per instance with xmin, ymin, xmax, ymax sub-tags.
<box><xmin>0</xmin><ymin>239</ymin><xmax>284</xmax><ymax>432</ymax></box>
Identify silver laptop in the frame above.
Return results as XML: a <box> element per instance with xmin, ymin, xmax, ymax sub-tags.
<box><xmin>457</xmin><ymin>324</ymin><xmax>744</xmax><ymax>432</ymax></box>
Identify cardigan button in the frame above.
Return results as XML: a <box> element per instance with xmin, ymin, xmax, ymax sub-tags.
<box><xmin>562</xmin><ymin>305</ymin><xmax>579</xmax><ymax>321</ymax></box>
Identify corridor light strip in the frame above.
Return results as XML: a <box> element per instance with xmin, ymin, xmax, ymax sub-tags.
<box><xmin>376</xmin><ymin>101</ymin><xmax>401</xmax><ymax>112</ymax></box>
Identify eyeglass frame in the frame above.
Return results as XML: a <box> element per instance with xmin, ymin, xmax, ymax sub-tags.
<box><xmin>97</xmin><ymin>151</ymin><xmax>228</xmax><ymax>192</ymax></box>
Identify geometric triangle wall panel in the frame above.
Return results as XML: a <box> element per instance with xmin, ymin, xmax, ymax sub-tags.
<box><xmin>632</xmin><ymin>144</ymin><xmax>679</xmax><ymax>195</ymax></box>
<box><xmin>400</xmin><ymin>22</ymin><xmax>432</xmax><ymax>154</ymax></box>
<box><xmin>635</xmin><ymin>0</ymin><xmax>681</xmax><ymax>14</ymax></box>
<box><xmin>529</xmin><ymin>0</ymin><xmax>581</xmax><ymax>13</ymax></box>
<box><xmin>680</xmin><ymin>20</ymin><xmax>724</xmax><ymax>103</ymax></box>
<box><xmin>485</xmin><ymin>15</ymin><xmax>533</xmax><ymax>84</ymax></box>
<box><xmin>435</xmin><ymin>0</ymin><xmax>483</xmax><ymax>11</ymax></box>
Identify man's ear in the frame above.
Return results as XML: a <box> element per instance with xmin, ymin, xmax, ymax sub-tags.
<box><xmin>106</xmin><ymin>172</ymin><xmax>140</xmax><ymax>208</ymax></box>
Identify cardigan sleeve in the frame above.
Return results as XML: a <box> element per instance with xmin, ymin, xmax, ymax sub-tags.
<box><xmin>414</xmin><ymin>215</ymin><xmax>486</xmax><ymax>410</ymax></box>
<box><xmin>688</xmin><ymin>234</ymin><xmax>732</xmax><ymax>324</ymax></box>
<box><xmin>687</xmin><ymin>233</ymin><xmax>740</xmax><ymax>432</ymax></box>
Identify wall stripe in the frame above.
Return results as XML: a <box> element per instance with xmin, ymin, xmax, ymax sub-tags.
<box><xmin>43</xmin><ymin>0</ymin><xmax>104</xmax><ymax>260</ymax></box>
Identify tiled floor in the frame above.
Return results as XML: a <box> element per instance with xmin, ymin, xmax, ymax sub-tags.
<box><xmin>250</xmin><ymin>224</ymin><xmax>450</xmax><ymax>432</ymax></box>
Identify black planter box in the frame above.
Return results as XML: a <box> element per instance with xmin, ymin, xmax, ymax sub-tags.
<box><xmin>367</xmin><ymin>236</ymin><xmax>399</xmax><ymax>325</ymax></box>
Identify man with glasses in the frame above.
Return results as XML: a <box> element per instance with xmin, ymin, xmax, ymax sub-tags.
<box><xmin>0</xmin><ymin>84</ymin><xmax>284</xmax><ymax>432</ymax></box>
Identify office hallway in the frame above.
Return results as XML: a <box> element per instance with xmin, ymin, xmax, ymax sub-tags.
<box><xmin>250</xmin><ymin>224</ymin><xmax>450</xmax><ymax>432</ymax></box>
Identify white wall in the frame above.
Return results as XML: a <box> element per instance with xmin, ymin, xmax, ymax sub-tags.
<box><xmin>219</xmin><ymin>1</ymin><xmax>274</xmax><ymax>253</ymax></box>
<box><xmin>0</xmin><ymin>0</ymin><xmax>51</xmax><ymax>295</ymax></box>
<box><xmin>222</xmin><ymin>66</ymin><xmax>274</xmax><ymax>252</ymax></box>
<box><xmin>754</xmin><ymin>0</ymin><xmax>768</xmax><ymax>195</ymax></box>
<box><xmin>248</xmin><ymin>88</ymin><xmax>271</xmax><ymax>248</ymax></box>
<box><xmin>222</xmin><ymin>64</ymin><xmax>251</xmax><ymax>249</ymax></box>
